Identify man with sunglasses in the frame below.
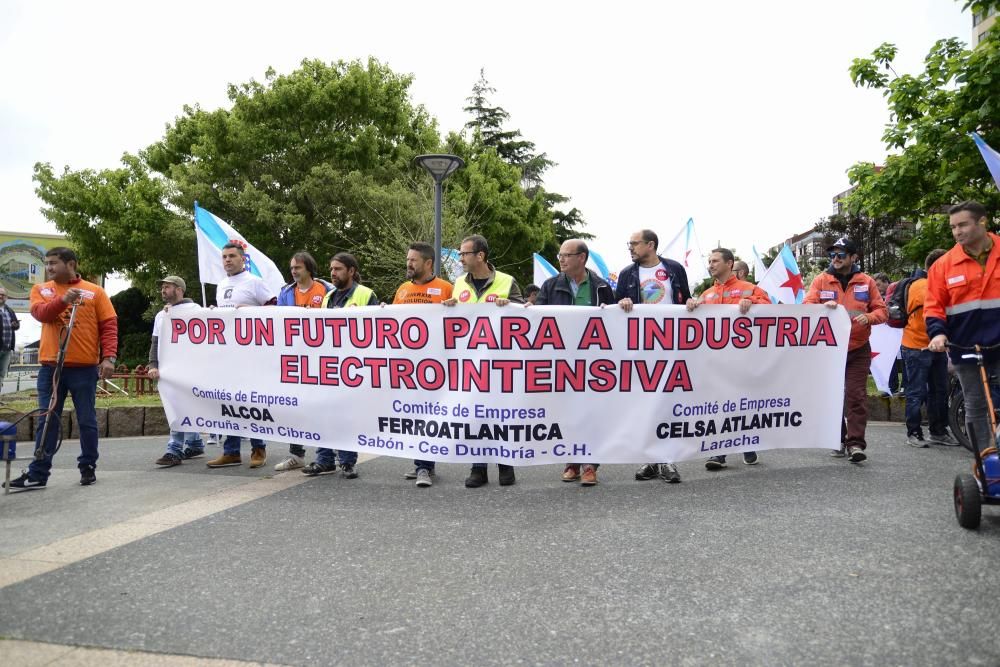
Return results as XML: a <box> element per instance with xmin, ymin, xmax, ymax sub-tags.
<box><xmin>804</xmin><ymin>238</ymin><xmax>887</xmax><ymax>462</ymax></box>
<box><xmin>616</xmin><ymin>229</ymin><xmax>692</xmax><ymax>484</ymax></box>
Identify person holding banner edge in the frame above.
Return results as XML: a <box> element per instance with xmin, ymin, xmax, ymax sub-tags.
<box><xmin>442</xmin><ymin>234</ymin><xmax>525</xmax><ymax>488</ymax></box>
<box><xmin>616</xmin><ymin>228</ymin><xmax>691</xmax><ymax>484</ymax></box>
<box><xmin>533</xmin><ymin>238</ymin><xmax>616</xmax><ymax>486</ymax></box>
<box><xmin>392</xmin><ymin>242</ymin><xmax>454</xmax><ymax>487</ymax></box>
<box><xmin>206</xmin><ymin>242</ymin><xmax>277</xmax><ymax>470</ymax></box>
<box><xmin>687</xmin><ymin>247</ymin><xmax>771</xmax><ymax>469</ymax></box>
<box><xmin>300</xmin><ymin>252</ymin><xmax>379</xmax><ymax>479</ymax></box>
<box><xmin>804</xmin><ymin>237</ymin><xmax>887</xmax><ymax>463</ymax></box>
<box><xmin>273</xmin><ymin>251</ymin><xmax>334</xmax><ymax>472</ymax></box>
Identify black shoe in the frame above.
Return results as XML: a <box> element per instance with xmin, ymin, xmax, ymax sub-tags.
<box><xmin>742</xmin><ymin>451</ymin><xmax>759</xmax><ymax>465</ymax></box>
<box><xmin>498</xmin><ymin>464</ymin><xmax>516</xmax><ymax>486</ymax></box>
<box><xmin>658</xmin><ymin>463</ymin><xmax>681</xmax><ymax>483</ymax></box>
<box><xmin>635</xmin><ymin>464</ymin><xmax>658</xmax><ymax>481</ymax></box>
<box><xmin>155</xmin><ymin>453</ymin><xmax>183</xmax><ymax>467</ymax></box>
<box><xmin>302</xmin><ymin>461</ymin><xmax>337</xmax><ymax>476</ymax></box>
<box><xmin>705</xmin><ymin>456</ymin><xmax>727</xmax><ymax>470</ymax></box>
<box><xmin>340</xmin><ymin>463</ymin><xmax>358</xmax><ymax>479</ymax></box>
<box><xmin>80</xmin><ymin>465</ymin><xmax>97</xmax><ymax>486</ymax></box>
<box><xmin>182</xmin><ymin>447</ymin><xmax>205</xmax><ymax>460</ymax></box>
<box><xmin>465</xmin><ymin>467</ymin><xmax>488</xmax><ymax>488</ymax></box>
<box><xmin>4</xmin><ymin>470</ymin><xmax>46</xmax><ymax>489</ymax></box>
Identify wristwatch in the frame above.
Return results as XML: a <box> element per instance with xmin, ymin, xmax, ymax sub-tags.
<box><xmin>103</xmin><ymin>356</ymin><xmax>117</xmax><ymax>365</ymax></box>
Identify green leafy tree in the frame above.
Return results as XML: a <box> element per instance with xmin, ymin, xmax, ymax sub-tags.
<box><xmin>109</xmin><ymin>287</ymin><xmax>152</xmax><ymax>368</ymax></box>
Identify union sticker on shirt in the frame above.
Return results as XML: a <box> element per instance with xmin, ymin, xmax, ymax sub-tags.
<box><xmin>427</xmin><ymin>287</ymin><xmax>441</xmax><ymax>295</ymax></box>
<box><xmin>41</xmin><ymin>287</ymin><xmax>55</xmax><ymax>297</ymax></box>
<box><xmin>819</xmin><ymin>290</ymin><xmax>836</xmax><ymax>301</ymax></box>
<box><xmin>947</xmin><ymin>274</ymin><xmax>966</xmax><ymax>286</ymax></box>
<box><xmin>705</xmin><ymin>292</ymin><xmax>719</xmax><ymax>300</ymax></box>
<box><xmin>728</xmin><ymin>289</ymin><xmax>743</xmax><ymax>297</ymax></box>
<box><xmin>853</xmin><ymin>284</ymin><xmax>869</xmax><ymax>302</ymax></box>
<box><xmin>78</xmin><ymin>290</ymin><xmax>96</xmax><ymax>300</ymax></box>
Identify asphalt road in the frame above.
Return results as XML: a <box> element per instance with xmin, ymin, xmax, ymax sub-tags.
<box><xmin>0</xmin><ymin>426</ymin><xmax>997</xmax><ymax>666</ymax></box>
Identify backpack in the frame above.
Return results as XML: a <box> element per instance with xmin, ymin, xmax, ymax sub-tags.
<box><xmin>885</xmin><ymin>277</ymin><xmax>919</xmax><ymax>328</ymax></box>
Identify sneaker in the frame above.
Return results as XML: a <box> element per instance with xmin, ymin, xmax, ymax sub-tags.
<box><xmin>80</xmin><ymin>465</ymin><xmax>96</xmax><ymax>486</ymax></box>
<box><xmin>249</xmin><ymin>447</ymin><xmax>267</xmax><ymax>469</ymax></box>
<box><xmin>580</xmin><ymin>465</ymin><xmax>598</xmax><ymax>486</ymax></box>
<box><xmin>206</xmin><ymin>453</ymin><xmax>242</xmax><ymax>468</ymax></box>
<box><xmin>659</xmin><ymin>463</ymin><xmax>681</xmax><ymax>483</ymax></box>
<box><xmin>906</xmin><ymin>434</ymin><xmax>928</xmax><ymax>448</ymax></box>
<box><xmin>635</xmin><ymin>464</ymin><xmax>659</xmax><ymax>481</ymax></box>
<box><xmin>155</xmin><ymin>453</ymin><xmax>183</xmax><ymax>467</ymax></box>
<box><xmin>274</xmin><ymin>455</ymin><xmax>305</xmax><ymax>471</ymax></box>
<box><xmin>830</xmin><ymin>446</ymin><xmax>847</xmax><ymax>458</ymax></box>
<box><xmin>182</xmin><ymin>447</ymin><xmax>205</xmax><ymax>460</ymax></box>
<box><xmin>562</xmin><ymin>464</ymin><xmax>581</xmax><ymax>482</ymax></box>
<box><xmin>302</xmin><ymin>461</ymin><xmax>337</xmax><ymax>476</ymax></box>
<box><xmin>498</xmin><ymin>464</ymin><xmax>516</xmax><ymax>486</ymax></box>
<box><xmin>928</xmin><ymin>432</ymin><xmax>958</xmax><ymax>446</ymax></box>
<box><xmin>847</xmin><ymin>445</ymin><xmax>867</xmax><ymax>463</ymax></box>
<box><xmin>404</xmin><ymin>468</ymin><xmax>436</xmax><ymax>480</ymax></box>
<box><xmin>3</xmin><ymin>471</ymin><xmax>45</xmax><ymax>489</ymax></box>
<box><xmin>743</xmin><ymin>451</ymin><xmax>759</xmax><ymax>465</ymax></box>
<box><xmin>465</xmin><ymin>467</ymin><xmax>488</xmax><ymax>488</ymax></box>
<box><xmin>705</xmin><ymin>456</ymin><xmax>727</xmax><ymax>470</ymax></box>
<box><xmin>206</xmin><ymin>436</ymin><xmax>218</xmax><ymax>446</ymax></box>
<box><xmin>341</xmin><ymin>463</ymin><xmax>358</xmax><ymax>479</ymax></box>
<box><xmin>415</xmin><ymin>468</ymin><xmax>433</xmax><ymax>487</ymax></box>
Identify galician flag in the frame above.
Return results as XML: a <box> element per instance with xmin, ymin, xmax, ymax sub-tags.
<box><xmin>661</xmin><ymin>218</ymin><xmax>709</xmax><ymax>284</ymax></box>
<box><xmin>533</xmin><ymin>253</ymin><xmax>558</xmax><ymax>287</ymax></box>
<box><xmin>970</xmin><ymin>132</ymin><xmax>1000</xmax><ymax>189</ymax></box>
<box><xmin>756</xmin><ymin>243</ymin><xmax>805</xmax><ymax>304</ymax></box>
<box><xmin>533</xmin><ymin>249</ymin><xmax>618</xmax><ymax>290</ymax></box>
<box><xmin>194</xmin><ymin>202</ymin><xmax>285</xmax><ymax>294</ymax></box>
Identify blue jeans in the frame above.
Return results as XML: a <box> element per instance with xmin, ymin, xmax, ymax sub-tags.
<box><xmin>415</xmin><ymin>458</ymin><xmax>435</xmax><ymax>471</ymax></box>
<box><xmin>29</xmin><ymin>364</ymin><xmax>99</xmax><ymax>481</ymax></box>
<box><xmin>223</xmin><ymin>436</ymin><xmax>265</xmax><ymax>455</ymax></box>
<box><xmin>902</xmin><ymin>346</ymin><xmax>948</xmax><ymax>437</ymax></box>
<box><xmin>166</xmin><ymin>431</ymin><xmax>204</xmax><ymax>457</ymax></box>
<box><xmin>954</xmin><ymin>358</ymin><xmax>1000</xmax><ymax>452</ymax></box>
<box><xmin>315</xmin><ymin>448</ymin><xmax>357</xmax><ymax>466</ymax></box>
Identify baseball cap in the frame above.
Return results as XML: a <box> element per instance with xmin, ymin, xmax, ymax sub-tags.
<box><xmin>161</xmin><ymin>275</ymin><xmax>186</xmax><ymax>291</ymax></box>
<box><xmin>826</xmin><ymin>237</ymin><xmax>858</xmax><ymax>255</ymax></box>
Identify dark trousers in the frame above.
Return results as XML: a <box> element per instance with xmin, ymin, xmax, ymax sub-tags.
<box><xmin>842</xmin><ymin>344</ymin><xmax>872</xmax><ymax>449</ymax></box>
<box><xmin>954</xmin><ymin>358</ymin><xmax>1000</xmax><ymax>453</ymax></box>
<box><xmin>29</xmin><ymin>364</ymin><xmax>100</xmax><ymax>481</ymax></box>
<box><xmin>901</xmin><ymin>347</ymin><xmax>948</xmax><ymax>437</ymax></box>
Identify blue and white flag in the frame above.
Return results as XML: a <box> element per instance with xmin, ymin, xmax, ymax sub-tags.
<box><xmin>661</xmin><ymin>218</ymin><xmax>709</xmax><ymax>284</ymax></box>
<box><xmin>194</xmin><ymin>203</ymin><xmax>285</xmax><ymax>294</ymax></box>
<box><xmin>756</xmin><ymin>243</ymin><xmax>805</xmax><ymax>305</ymax></box>
<box><xmin>751</xmin><ymin>246</ymin><xmax>769</xmax><ymax>283</ymax></box>
<box><xmin>533</xmin><ymin>252</ymin><xmax>558</xmax><ymax>287</ymax></box>
<box><xmin>440</xmin><ymin>248</ymin><xmax>462</xmax><ymax>282</ymax></box>
<box><xmin>971</xmin><ymin>132</ymin><xmax>1000</xmax><ymax>189</ymax></box>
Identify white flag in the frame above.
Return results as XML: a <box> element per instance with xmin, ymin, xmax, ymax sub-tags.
<box><xmin>194</xmin><ymin>203</ymin><xmax>285</xmax><ymax>294</ymax></box>
<box><xmin>869</xmin><ymin>324</ymin><xmax>903</xmax><ymax>393</ymax></box>
<box><xmin>661</xmin><ymin>218</ymin><xmax>709</xmax><ymax>284</ymax></box>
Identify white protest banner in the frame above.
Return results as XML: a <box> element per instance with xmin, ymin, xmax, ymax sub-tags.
<box><xmin>157</xmin><ymin>304</ymin><xmax>851</xmax><ymax>465</ymax></box>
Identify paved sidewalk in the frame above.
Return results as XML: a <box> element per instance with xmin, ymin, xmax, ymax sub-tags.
<box><xmin>0</xmin><ymin>427</ymin><xmax>997</xmax><ymax>666</ymax></box>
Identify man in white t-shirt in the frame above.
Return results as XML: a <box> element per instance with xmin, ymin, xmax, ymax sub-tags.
<box><xmin>615</xmin><ymin>228</ymin><xmax>692</xmax><ymax>484</ymax></box>
<box><xmin>148</xmin><ymin>276</ymin><xmax>205</xmax><ymax>467</ymax></box>
<box><xmin>206</xmin><ymin>242</ymin><xmax>277</xmax><ymax>469</ymax></box>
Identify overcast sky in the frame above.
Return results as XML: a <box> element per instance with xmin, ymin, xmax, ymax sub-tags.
<box><xmin>1</xmin><ymin>0</ymin><xmax>972</xmax><ymax>272</ymax></box>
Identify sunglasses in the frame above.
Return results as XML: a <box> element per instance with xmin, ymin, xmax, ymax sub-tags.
<box><xmin>827</xmin><ymin>251</ymin><xmax>849</xmax><ymax>259</ymax></box>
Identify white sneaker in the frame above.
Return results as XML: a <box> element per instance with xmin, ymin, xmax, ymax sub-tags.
<box><xmin>274</xmin><ymin>455</ymin><xmax>304</xmax><ymax>471</ymax></box>
<box><xmin>830</xmin><ymin>446</ymin><xmax>847</xmax><ymax>458</ymax></box>
<box><xmin>415</xmin><ymin>468</ymin><xmax>433</xmax><ymax>487</ymax></box>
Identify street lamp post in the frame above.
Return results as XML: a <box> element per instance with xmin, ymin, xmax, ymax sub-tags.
<box><xmin>414</xmin><ymin>154</ymin><xmax>464</xmax><ymax>277</ymax></box>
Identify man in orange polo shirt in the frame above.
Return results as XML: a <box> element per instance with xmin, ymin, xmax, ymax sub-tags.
<box><xmin>5</xmin><ymin>248</ymin><xmax>117</xmax><ymax>489</ymax></box>
<box><xmin>393</xmin><ymin>242</ymin><xmax>454</xmax><ymax>487</ymax></box>
<box><xmin>900</xmin><ymin>249</ymin><xmax>953</xmax><ymax>448</ymax></box>
<box><xmin>687</xmin><ymin>247</ymin><xmax>771</xmax><ymax>469</ymax></box>
<box><xmin>804</xmin><ymin>238</ymin><xmax>888</xmax><ymax>463</ymax></box>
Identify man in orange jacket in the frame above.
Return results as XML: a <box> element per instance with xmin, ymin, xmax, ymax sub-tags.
<box><xmin>926</xmin><ymin>201</ymin><xmax>1000</xmax><ymax>457</ymax></box>
<box><xmin>804</xmin><ymin>238</ymin><xmax>888</xmax><ymax>462</ymax></box>
<box><xmin>687</xmin><ymin>247</ymin><xmax>771</xmax><ymax>469</ymax></box>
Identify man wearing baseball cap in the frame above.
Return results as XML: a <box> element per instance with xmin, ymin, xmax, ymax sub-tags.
<box><xmin>804</xmin><ymin>238</ymin><xmax>888</xmax><ymax>462</ymax></box>
<box><xmin>147</xmin><ymin>275</ymin><xmax>206</xmax><ymax>466</ymax></box>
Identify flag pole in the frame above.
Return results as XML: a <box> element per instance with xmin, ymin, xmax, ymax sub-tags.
<box><xmin>193</xmin><ymin>201</ymin><xmax>207</xmax><ymax>307</ymax></box>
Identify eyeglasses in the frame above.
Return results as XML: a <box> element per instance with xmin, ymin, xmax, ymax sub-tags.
<box><xmin>828</xmin><ymin>251</ymin><xmax>848</xmax><ymax>259</ymax></box>
<box><xmin>626</xmin><ymin>241</ymin><xmax>649</xmax><ymax>248</ymax></box>
<box><xmin>557</xmin><ymin>252</ymin><xmax>583</xmax><ymax>260</ymax></box>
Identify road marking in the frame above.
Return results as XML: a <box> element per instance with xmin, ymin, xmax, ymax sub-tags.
<box><xmin>0</xmin><ymin>638</ymin><xmax>288</xmax><ymax>665</ymax></box>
